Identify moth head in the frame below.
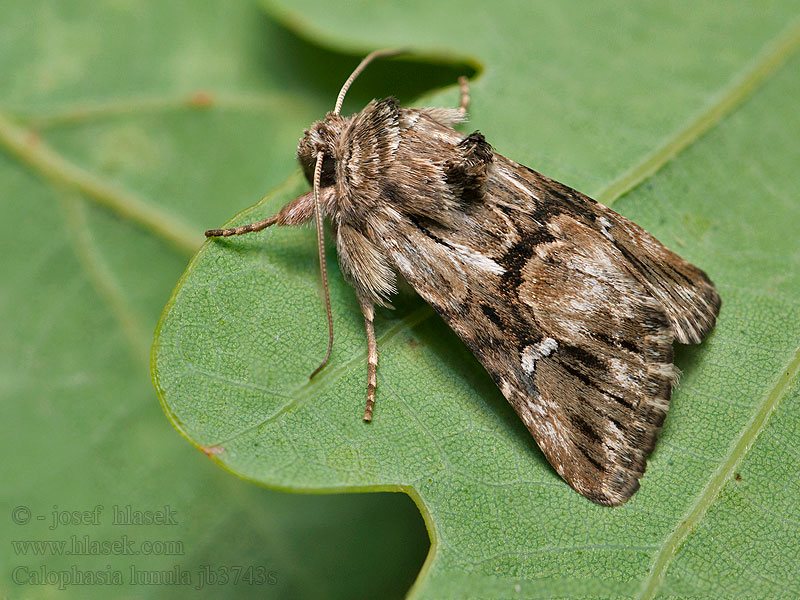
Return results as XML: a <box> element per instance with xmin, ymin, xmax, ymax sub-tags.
<box><xmin>296</xmin><ymin>115</ymin><xmax>346</xmax><ymax>188</ymax></box>
<box><xmin>296</xmin><ymin>48</ymin><xmax>407</xmax><ymax>195</ymax></box>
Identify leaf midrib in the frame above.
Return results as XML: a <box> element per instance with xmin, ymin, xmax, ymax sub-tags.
<box><xmin>598</xmin><ymin>16</ymin><xmax>800</xmax><ymax>206</ymax></box>
<box><xmin>0</xmin><ymin>109</ymin><xmax>200</xmax><ymax>255</ymax></box>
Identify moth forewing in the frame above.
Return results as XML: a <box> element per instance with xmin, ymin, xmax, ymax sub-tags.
<box><xmin>205</xmin><ymin>51</ymin><xmax>720</xmax><ymax>505</ymax></box>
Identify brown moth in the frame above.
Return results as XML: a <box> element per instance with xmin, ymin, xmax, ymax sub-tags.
<box><xmin>206</xmin><ymin>50</ymin><xmax>721</xmax><ymax>506</ymax></box>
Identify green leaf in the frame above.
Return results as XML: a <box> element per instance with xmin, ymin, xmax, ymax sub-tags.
<box><xmin>153</xmin><ymin>2</ymin><xmax>800</xmax><ymax>599</ymax></box>
<box><xmin>1</xmin><ymin>2</ymin><xmax>460</xmax><ymax>598</ymax></box>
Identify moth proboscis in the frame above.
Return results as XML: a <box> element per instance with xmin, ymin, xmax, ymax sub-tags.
<box><xmin>205</xmin><ymin>49</ymin><xmax>721</xmax><ymax>506</ymax></box>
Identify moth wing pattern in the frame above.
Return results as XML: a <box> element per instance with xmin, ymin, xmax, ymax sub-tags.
<box><xmin>520</xmin><ymin>167</ymin><xmax>721</xmax><ymax>345</ymax></box>
<box><xmin>346</xmin><ymin>103</ymin><xmax>720</xmax><ymax>505</ymax></box>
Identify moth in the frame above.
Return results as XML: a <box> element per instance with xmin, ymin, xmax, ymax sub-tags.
<box><xmin>206</xmin><ymin>50</ymin><xmax>721</xmax><ymax>506</ymax></box>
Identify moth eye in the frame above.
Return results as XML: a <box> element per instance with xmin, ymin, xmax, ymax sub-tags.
<box><xmin>299</xmin><ymin>152</ymin><xmax>336</xmax><ymax>188</ymax></box>
<box><xmin>320</xmin><ymin>154</ymin><xmax>336</xmax><ymax>187</ymax></box>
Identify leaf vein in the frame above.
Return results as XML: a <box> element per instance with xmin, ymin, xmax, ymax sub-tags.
<box><xmin>599</xmin><ymin>16</ymin><xmax>800</xmax><ymax>206</ymax></box>
<box><xmin>637</xmin><ymin>341</ymin><xmax>800</xmax><ymax>599</ymax></box>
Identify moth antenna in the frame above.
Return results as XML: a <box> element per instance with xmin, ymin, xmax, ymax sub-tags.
<box><xmin>309</xmin><ymin>48</ymin><xmax>407</xmax><ymax>378</ymax></box>
<box><xmin>310</xmin><ymin>150</ymin><xmax>334</xmax><ymax>379</ymax></box>
<box><xmin>333</xmin><ymin>48</ymin><xmax>408</xmax><ymax>115</ymax></box>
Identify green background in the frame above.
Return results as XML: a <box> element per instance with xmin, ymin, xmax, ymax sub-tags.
<box><xmin>3</xmin><ymin>1</ymin><xmax>799</xmax><ymax>598</ymax></box>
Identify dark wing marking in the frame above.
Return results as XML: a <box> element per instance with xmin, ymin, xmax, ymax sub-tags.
<box><xmin>501</xmin><ymin>231</ymin><xmax>677</xmax><ymax>505</ymax></box>
<box><xmin>378</xmin><ymin>155</ymin><xmax>718</xmax><ymax>505</ymax></box>
<box><xmin>498</xmin><ymin>157</ymin><xmax>721</xmax><ymax>344</ymax></box>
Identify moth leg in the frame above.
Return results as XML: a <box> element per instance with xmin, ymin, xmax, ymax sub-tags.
<box><xmin>418</xmin><ymin>79</ymin><xmax>469</xmax><ymax>127</ymax></box>
<box><xmin>457</xmin><ymin>76</ymin><xmax>470</xmax><ymax>114</ymax></box>
<box><xmin>205</xmin><ymin>188</ymin><xmax>330</xmax><ymax>237</ymax></box>
<box><xmin>205</xmin><ymin>215</ymin><xmax>278</xmax><ymax>237</ymax></box>
<box><xmin>357</xmin><ymin>293</ymin><xmax>379</xmax><ymax>422</ymax></box>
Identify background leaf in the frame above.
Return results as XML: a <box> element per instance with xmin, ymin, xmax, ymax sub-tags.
<box><xmin>154</xmin><ymin>1</ymin><xmax>800</xmax><ymax>599</ymax></box>
<box><xmin>4</xmin><ymin>2</ymin><xmax>799</xmax><ymax>600</ymax></box>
